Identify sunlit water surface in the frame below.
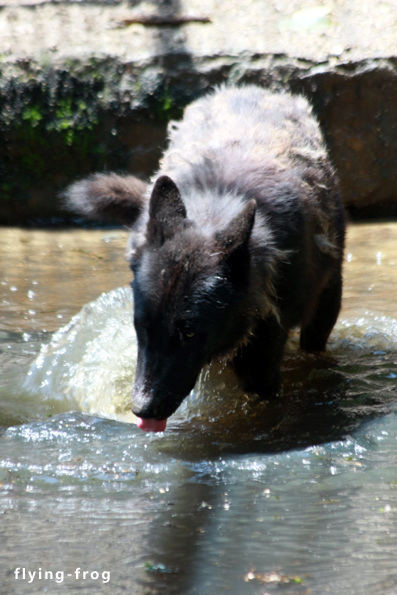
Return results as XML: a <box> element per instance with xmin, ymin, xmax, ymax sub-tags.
<box><xmin>1</xmin><ymin>224</ymin><xmax>397</xmax><ymax>595</ymax></box>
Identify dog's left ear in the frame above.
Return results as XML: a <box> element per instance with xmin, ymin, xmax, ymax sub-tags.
<box><xmin>216</xmin><ymin>199</ymin><xmax>256</xmax><ymax>255</ymax></box>
<box><xmin>147</xmin><ymin>176</ymin><xmax>187</xmax><ymax>243</ymax></box>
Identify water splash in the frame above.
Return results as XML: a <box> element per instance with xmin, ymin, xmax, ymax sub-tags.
<box><xmin>23</xmin><ymin>288</ymin><xmax>137</xmax><ymax>421</ymax></box>
<box><xmin>20</xmin><ymin>288</ymin><xmax>397</xmax><ymax>444</ymax></box>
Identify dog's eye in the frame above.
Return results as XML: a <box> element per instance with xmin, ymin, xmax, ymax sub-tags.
<box><xmin>180</xmin><ymin>331</ymin><xmax>195</xmax><ymax>341</ymax></box>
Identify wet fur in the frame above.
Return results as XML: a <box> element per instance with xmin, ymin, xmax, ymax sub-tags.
<box><xmin>64</xmin><ymin>86</ymin><xmax>345</xmax><ymax>422</ymax></box>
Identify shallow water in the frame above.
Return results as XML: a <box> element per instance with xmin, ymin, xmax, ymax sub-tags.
<box><xmin>1</xmin><ymin>223</ymin><xmax>397</xmax><ymax>594</ymax></box>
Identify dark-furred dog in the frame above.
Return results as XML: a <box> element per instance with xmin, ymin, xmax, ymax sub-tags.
<box><xmin>65</xmin><ymin>86</ymin><xmax>345</xmax><ymax>432</ymax></box>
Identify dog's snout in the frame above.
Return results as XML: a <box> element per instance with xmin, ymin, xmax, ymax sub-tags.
<box><xmin>132</xmin><ymin>385</ymin><xmax>160</xmax><ymax>419</ymax></box>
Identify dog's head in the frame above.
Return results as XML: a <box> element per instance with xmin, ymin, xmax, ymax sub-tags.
<box><xmin>129</xmin><ymin>175</ymin><xmax>256</xmax><ymax>431</ymax></box>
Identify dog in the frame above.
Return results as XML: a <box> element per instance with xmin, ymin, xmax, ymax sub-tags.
<box><xmin>64</xmin><ymin>85</ymin><xmax>345</xmax><ymax>432</ymax></box>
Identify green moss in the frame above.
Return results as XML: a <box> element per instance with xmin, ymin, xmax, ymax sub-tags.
<box><xmin>42</xmin><ymin>97</ymin><xmax>99</xmax><ymax>146</ymax></box>
<box><xmin>161</xmin><ymin>92</ymin><xmax>173</xmax><ymax>113</ymax></box>
<box><xmin>22</xmin><ymin>105</ymin><xmax>43</xmax><ymax>127</ymax></box>
<box><xmin>12</xmin><ymin>119</ymin><xmax>104</xmax><ymax>182</ymax></box>
<box><xmin>0</xmin><ymin>59</ymin><xmax>195</xmax><ymax>219</ymax></box>
<box><xmin>155</xmin><ymin>87</ymin><xmax>183</xmax><ymax>121</ymax></box>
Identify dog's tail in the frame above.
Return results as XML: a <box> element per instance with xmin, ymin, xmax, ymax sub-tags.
<box><xmin>62</xmin><ymin>173</ymin><xmax>148</xmax><ymax>225</ymax></box>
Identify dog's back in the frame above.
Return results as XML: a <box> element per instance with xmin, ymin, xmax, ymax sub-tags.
<box><xmin>163</xmin><ymin>86</ymin><xmax>324</xmax><ymax>176</ymax></box>
<box><xmin>159</xmin><ymin>86</ymin><xmax>342</xmax><ymax>258</ymax></box>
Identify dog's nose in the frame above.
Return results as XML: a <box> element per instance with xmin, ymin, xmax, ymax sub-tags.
<box><xmin>131</xmin><ymin>397</ymin><xmax>152</xmax><ymax>418</ymax></box>
<box><xmin>132</xmin><ymin>386</ymin><xmax>160</xmax><ymax>419</ymax></box>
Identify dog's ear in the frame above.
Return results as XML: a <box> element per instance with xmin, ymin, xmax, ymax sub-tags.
<box><xmin>216</xmin><ymin>199</ymin><xmax>256</xmax><ymax>255</ymax></box>
<box><xmin>147</xmin><ymin>176</ymin><xmax>187</xmax><ymax>243</ymax></box>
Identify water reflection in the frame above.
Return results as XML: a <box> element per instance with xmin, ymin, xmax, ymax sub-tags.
<box><xmin>0</xmin><ymin>228</ymin><xmax>129</xmax><ymax>333</ymax></box>
<box><xmin>342</xmin><ymin>222</ymin><xmax>397</xmax><ymax>318</ymax></box>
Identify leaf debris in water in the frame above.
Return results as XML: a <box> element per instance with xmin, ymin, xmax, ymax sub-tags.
<box><xmin>244</xmin><ymin>570</ymin><xmax>304</xmax><ymax>584</ymax></box>
<box><xmin>144</xmin><ymin>562</ymin><xmax>179</xmax><ymax>574</ymax></box>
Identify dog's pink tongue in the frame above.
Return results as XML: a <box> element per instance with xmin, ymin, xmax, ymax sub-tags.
<box><xmin>137</xmin><ymin>417</ymin><xmax>167</xmax><ymax>432</ymax></box>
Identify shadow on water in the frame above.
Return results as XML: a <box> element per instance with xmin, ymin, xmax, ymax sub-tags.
<box><xmin>154</xmin><ymin>354</ymin><xmax>395</xmax><ymax>459</ymax></box>
<box><xmin>128</xmin><ymin>341</ymin><xmax>397</xmax><ymax>592</ymax></box>
<box><xmin>118</xmin><ymin>356</ymin><xmax>397</xmax><ymax>594</ymax></box>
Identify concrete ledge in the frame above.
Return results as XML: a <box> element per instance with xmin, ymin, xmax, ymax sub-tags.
<box><xmin>1</xmin><ymin>1</ymin><xmax>397</xmax><ymax>223</ymax></box>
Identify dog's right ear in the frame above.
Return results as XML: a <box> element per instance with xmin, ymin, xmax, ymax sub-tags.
<box><xmin>146</xmin><ymin>176</ymin><xmax>187</xmax><ymax>244</ymax></box>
